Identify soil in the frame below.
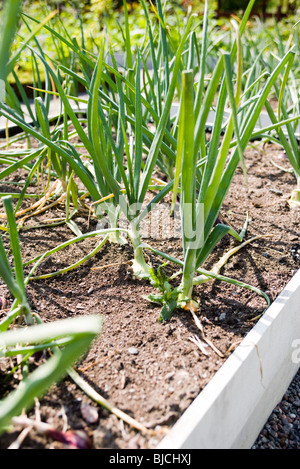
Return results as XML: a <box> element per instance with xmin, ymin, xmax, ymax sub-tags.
<box><xmin>0</xmin><ymin>136</ymin><xmax>299</xmax><ymax>449</ymax></box>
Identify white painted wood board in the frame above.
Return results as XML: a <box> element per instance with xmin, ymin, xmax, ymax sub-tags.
<box><xmin>158</xmin><ymin>268</ymin><xmax>300</xmax><ymax>449</ymax></box>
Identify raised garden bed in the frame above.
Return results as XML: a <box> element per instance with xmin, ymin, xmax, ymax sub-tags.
<box><xmin>1</xmin><ymin>0</ymin><xmax>300</xmax><ymax>451</ymax></box>
<box><xmin>0</xmin><ymin>132</ymin><xmax>299</xmax><ymax>449</ymax></box>
<box><xmin>158</xmin><ymin>268</ymin><xmax>300</xmax><ymax>449</ymax></box>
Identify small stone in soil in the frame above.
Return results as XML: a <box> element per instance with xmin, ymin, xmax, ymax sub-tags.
<box><xmin>128</xmin><ymin>347</ymin><xmax>139</xmax><ymax>355</ymax></box>
<box><xmin>80</xmin><ymin>403</ymin><xmax>99</xmax><ymax>424</ymax></box>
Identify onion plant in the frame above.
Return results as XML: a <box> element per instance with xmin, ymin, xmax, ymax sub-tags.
<box><xmin>263</xmin><ymin>77</ymin><xmax>300</xmax><ymax>208</ymax></box>
<box><xmin>0</xmin><ymin>196</ymin><xmax>32</xmax><ymax>327</ymax></box>
<box><xmin>0</xmin><ymin>0</ymin><xmax>22</xmax><ymax>90</ymax></box>
<box><xmin>256</xmin><ymin>23</ymin><xmax>300</xmax><ymax>207</ymax></box>
<box><xmin>3</xmin><ymin>7</ymin><xmax>58</xmax><ymax>126</ymax></box>
<box><xmin>0</xmin><ymin>196</ymin><xmax>103</xmax><ymax>433</ymax></box>
<box><xmin>236</xmin><ymin>17</ymin><xmax>300</xmax><ymax>207</ymax></box>
<box><xmin>0</xmin><ymin>199</ymin><xmax>147</xmax><ymax>437</ymax></box>
<box><xmin>1</xmin><ymin>0</ymin><xmax>298</xmax><ymax>298</ymax></box>
<box><xmin>0</xmin><ymin>314</ymin><xmax>103</xmax><ymax>435</ymax></box>
<box><xmin>1</xmin><ymin>0</ymin><xmax>190</xmax><ymax>274</ymax></box>
<box><xmin>0</xmin><ymin>6</ymin><xmax>90</xmax><ymax>235</ymax></box>
<box><xmin>0</xmin><ymin>10</ymin><xmax>136</xmax><ymax>416</ymax></box>
<box><xmin>142</xmin><ymin>0</ymin><xmax>295</xmax><ymax>320</ymax></box>
<box><xmin>0</xmin><ymin>2</ymin><xmax>195</xmax><ymax>279</ymax></box>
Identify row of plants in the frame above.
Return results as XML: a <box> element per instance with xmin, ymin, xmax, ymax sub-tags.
<box><xmin>4</xmin><ymin>0</ymin><xmax>300</xmax><ymax>87</ymax></box>
<box><xmin>0</xmin><ymin>0</ymin><xmax>299</xmax><ymax>443</ymax></box>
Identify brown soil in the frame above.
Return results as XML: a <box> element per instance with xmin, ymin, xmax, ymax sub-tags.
<box><xmin>0</xmin><ymin>138</ymin><xmax>299</xmax><ymax>449</ymax></box>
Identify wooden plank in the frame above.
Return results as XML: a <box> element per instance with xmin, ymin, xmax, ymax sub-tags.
<box><xmin>158</xmin><ymin>268</ymin><xmax>300</xmax><ymax>449</ymax></box>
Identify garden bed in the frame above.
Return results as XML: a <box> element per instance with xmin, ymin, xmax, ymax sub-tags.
<box><xmin>0</xmin><ymin>133</ymin><xmax>299</xmax><ymax>449</ymax></box>
<box><xmin>158</xmin><ymin>268</ymin><xmax>300</xmax><ymax>449</ymax></box>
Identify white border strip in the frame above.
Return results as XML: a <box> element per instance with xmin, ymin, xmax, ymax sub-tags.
<box><xmin>158</xmin><ymin>269</ymin><xmax>300</xmax><ymax>449</ymax></box>
<box><xmin>2</xmin><ymin>100</ymin><xmax>299</xmax><ymax>140</ymax></box>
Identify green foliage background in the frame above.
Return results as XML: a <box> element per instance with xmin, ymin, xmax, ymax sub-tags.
<box><xmin>0</xmin><ymin>0</ymin><xmax>299</xmax><ymax>85</ymax></box>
